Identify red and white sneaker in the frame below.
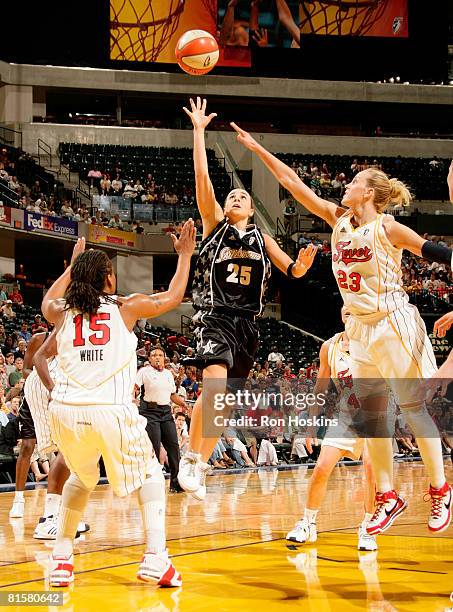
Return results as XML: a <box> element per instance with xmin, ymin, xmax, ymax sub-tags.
<box><xmin>137</xmin><ymin>550</ymin><xmax>182</xmax><ymax>587</ymax></box>
<box><xmin>426</xmin><ymin>482</ymin><xmax>452</xmax><ymax>533</ymax></box>
<box><xmin>366</xmin><ymin>490</ymin><xmax>407</xmax><ymax>535</ymax></box>
<box><xmin>49</xmin><ymin>554</ymin><xmax>74</xmax><ymax>587</ymax></box>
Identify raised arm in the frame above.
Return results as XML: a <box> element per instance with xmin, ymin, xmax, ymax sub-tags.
<box><xmin>23</xmin><ymin>333</ymin><xmax>46</xmax><ymax>378</ymax></box>
<box><xmin>183</xmin><ymin>98</ymin><xmax>224</xmax><ymax>238</ymax></box>
<box><xmin>263</xmin><ymin>234</ymin><xmax>317</xmax><ymax>278</ymax></box>
<box><xmin>219</xmin><ymin>0</ymin><xmax>239</xmax><ymax>45</ymax></box>
<box><xmin>120</xmin><ymin>219</ymin><xmax>196</xmax><ymax>330</ymax></box>
<box><xmin>276</xmin><ymin>0</ymin><xmax>301</xmax><ymax>46</ymax></box>
<box><xmin>383</xmin><ymin>217</ymin><xmax>452</xmax><ymax>267</ymax></box>
<box><xmin>41</xmin><ymin>237</ymin><xmax>86</xmax><ymax>324</ymax></box>
<box><xmin>230</xmin><ymin>123</ymin><xmax>341</xmax><ymax>227</ymax></box>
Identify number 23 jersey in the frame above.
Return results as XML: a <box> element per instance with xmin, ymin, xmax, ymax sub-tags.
<box><xmin>52</xmin><ymin>299</ymin><xmax>137</xmax><ymax>406</ymax></box>
<box><xmin>192</xmin><ymin>219</ymin><xmax>271</xmax><ymax>317</ymax></box>
<box><xmin>331</xmin><ymin>212</ymin><xmax>407</xmax><ymax>321</ymax></box>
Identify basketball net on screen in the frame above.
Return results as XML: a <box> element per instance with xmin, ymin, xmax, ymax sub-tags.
<box><xmin>299</xmin><ymin>0</ymin><xmax>389</xmax><ymax>36</ymax></box>
<box><xmin>201</xmin><ymin>0</ymin><xmax>218</xmax><ymax>27</ymax></box>
<box><xmin>110</xmin><ymin>0</ymin><xmax>185</xmax><ymax>62</ymax></box>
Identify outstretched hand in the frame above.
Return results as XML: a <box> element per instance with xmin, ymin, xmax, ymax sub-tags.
<box><xmin>70</xmin><ymin>237</ymin><xmax>85</xmax><ymax>266</ymax></box>
<box><xmin>183</xmin><ymin>97</ymin><xmax>217</xmax><ymax>130</ymax></box>
<box><xmin>292</xmin><ymin>243</ymin><xmax>318</xmax><ymax>278</ymax></box>
<box><xmin>171</xmin><ymin>219</ymin><xmax>196</xmax><ymax>256</ymax></box>
<box><xmin>230</xmin><ymin>122</ymin><xmax>259</xmax><ymax>151</ymax></box>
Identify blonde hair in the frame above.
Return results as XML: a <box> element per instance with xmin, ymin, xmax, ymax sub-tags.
<box><xmin>365</xmin><ymin>169</ymin><xmax>412</xmax><ymax>211</ymax></box>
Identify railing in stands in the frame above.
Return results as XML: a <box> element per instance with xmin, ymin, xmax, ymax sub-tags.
<box><xmin>0</xmin><ymin>125</ymin><xmax>22</xmax><ymax>149</ymax></box>
<box><xmin>281</xmin><ymin>320</ymin><xmax>325</xmax><ymax>344</ymax></box>
<box><xmin>216</xmin><ymin>133</ymin><xmax>275</xmax><ymax>234</ymax></box>
<box><xmin>37</xmin><ymin>138</ymin><xmax>52</xmax><ymax>167</ymax></box>
<box><xmin>0</xmin><ymin>180</ymin><xmax>20</xmax><ymax>207</ymax></box>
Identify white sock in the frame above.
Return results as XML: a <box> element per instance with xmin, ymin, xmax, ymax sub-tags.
<box><xmin>44</xmin><ymin>494</ymin><xmax>61</xmax><ymax>518</ymax></box>
<box><xmin>364</xmin><ymin>438</ymin><xmax>394</xmax><ymax>492</ymax></box>
<box><xmin>54</xmin><ymin>507</ymin><xmax>80</xmax><ymax>557</ymax></box>
<box><xmin>362</xmin><ymin>512</ymin><xmax>373</xmax><ymax>527</ymax></box>
<box><xmin>138</xmin><ymin>472</ymin><xmax>166</xmax><ymax>555</ymax></box>
<box><xmin>304</xmin><ymin>508</ymin><xmax>318</xmax><ymax>524</ymax></box>
<box><xmin>14</xmin><ymin>491</ymin><xmax>24</xmax><ymax>501</ymax></box>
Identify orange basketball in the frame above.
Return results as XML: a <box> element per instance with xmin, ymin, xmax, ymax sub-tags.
<box><xmin>175</xmin><ymin>30</ymin><xmax>219</xmax><ymax>76</ymax></box>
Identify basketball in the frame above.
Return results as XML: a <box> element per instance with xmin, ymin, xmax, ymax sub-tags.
<box><xmin>175</xmin><ymin>30</ymin><xmax>219</xmax><ymax>76</ymax></box>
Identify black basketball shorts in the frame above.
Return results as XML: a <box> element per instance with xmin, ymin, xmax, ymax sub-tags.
<box><xmin>191</xmin><ymin>310</ymin><xmax>259</xmax><ymax>379</ymax></box>
<box><xmin>18</xmin><ymin>396</ymin><xmax>37</xmax><ymax>440</ymax></box>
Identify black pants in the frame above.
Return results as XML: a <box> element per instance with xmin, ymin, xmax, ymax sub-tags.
<box><xmin>139</xmin><ymin>401</ymin><xmax>180</xmax><ymax>488</ymax></box>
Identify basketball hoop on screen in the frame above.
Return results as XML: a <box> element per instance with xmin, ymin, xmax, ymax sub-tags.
<box><xmin>110</xmin><ymin>0</ymin><xmax>185</xmax><ymax>62</ymax></box>
<box><xmin>298</xmin><ymin>0</ymin><xmax>389</xmax><ymax>36</ymax></box>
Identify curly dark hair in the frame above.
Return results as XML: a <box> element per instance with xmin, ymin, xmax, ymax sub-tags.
<box><xmin>64</xmin><ymin>250</ymin><xmax>116</xmax><ymax>315</ymax></box>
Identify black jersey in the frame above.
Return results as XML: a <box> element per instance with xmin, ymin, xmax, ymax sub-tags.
<box><xmin>192</xmin><ymin>219</ymin><xmax>271</xmax><ymax>317</ymax></box>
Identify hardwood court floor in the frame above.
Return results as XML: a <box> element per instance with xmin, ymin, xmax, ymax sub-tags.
<box><xmin>0</xmin><ymin>462</ymin><xmax>452</xmax><ymax>611</ymax></box>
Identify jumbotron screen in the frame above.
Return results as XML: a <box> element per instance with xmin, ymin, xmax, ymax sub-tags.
<box><xmin>109</xmin><ymin>1</ymin><xmax>408</xmax><ymax>68</ymax></box>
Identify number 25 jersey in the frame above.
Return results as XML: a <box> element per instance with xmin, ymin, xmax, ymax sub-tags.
<box><xmin>331</xmin><ymin>212</ymin><xmax>408</xmax><ymax>321</ymax></box>
<box><xmin>192</xmin><ymin>219</ymin><xmax>271</xmax><ymax>317</ymax></box>
<box><xmin>52</xmin><ymin>299</ymin><xmax>137</xmax><ymax>406</ymax></box>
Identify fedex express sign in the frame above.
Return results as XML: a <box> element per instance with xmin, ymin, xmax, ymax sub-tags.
<box><xmin>24</xmin><ymin>212</ymin><xmax>78</xmax><ymax>237</ymax></box>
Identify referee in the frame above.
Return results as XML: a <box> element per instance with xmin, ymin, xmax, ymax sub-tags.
<box><xmin>135</xmin><ymin>347</ymin><xmax>187</xmax><ymax>493</ymax></box>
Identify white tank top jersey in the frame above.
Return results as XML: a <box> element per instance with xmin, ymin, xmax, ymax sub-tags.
<box><xmin>331</xmin><ymin>212</ymin><xmax>408</xmax><ymax>322</ymax></box>
<box><xmin>25</xmin><ymin>356</ymin><xmax>59</xmax><ymax>401</ymax></box>
<box><xmin>52</xmin><ymin>299</ymin><xmax>137</xmax><ymax>406</ymax></box>
<box><xmin>327</xmin><ymin>332</ymin><xmax>353</xmax><ymax>395</ymax></box>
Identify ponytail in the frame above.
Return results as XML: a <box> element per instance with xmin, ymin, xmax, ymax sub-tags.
<box><xmin>365</xmin><ymin>169</ymin><xmax>412</xmax><ymax>211</ymax></box>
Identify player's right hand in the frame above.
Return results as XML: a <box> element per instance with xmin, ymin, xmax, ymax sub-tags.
<box><xmin>171</xmin><ymin>219</ymin><xmax>196</xmax><ymax>256</ymax></box>
<box><xmin>433</xmin><ymin>311</ymin><xmax>453</xmax><ymax>338</ymax></box>
<box><xmin>70</xmin><ymin>237</ymin><xmax>86</xmax><ymax>265</ymax></box>
<box><xmin>183</xmin><ymin>97</ymin><xmax>217</xmax><ymax>130</ymax></box>
<box><xmin>230</xmin><ymin>123</ymin><xmax>259</xmax><ymax>151</ymax></box>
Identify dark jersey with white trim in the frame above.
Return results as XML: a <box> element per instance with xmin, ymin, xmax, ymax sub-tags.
<box><xmin>192</xmin><ymin>219</ymin><xmax>271</xmax><ymax>317</ymax></box>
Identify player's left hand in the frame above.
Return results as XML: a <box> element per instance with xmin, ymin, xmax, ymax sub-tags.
<box><xmin>70</xmin><ymin>237</ymin><xmax>86</xmax><ymax>265</ymax></box>
<box><xmin>252</xmin><ymin>28</ymin><xmax>268</xmax><ymax>47</ymax></box>
<box><xmin>292</xmin><ymin>243</ymin><xmax>318</xmax><ymax>277</ymax></box>
<box><xmin>171</xmin><ymin>219</ymin><xmax>196</xmax><ymax>256</ymax></box>
<box><xmin>230</xmin><ymin>123</ymin><xmax>259</xmax><ymax>151</ymax></box>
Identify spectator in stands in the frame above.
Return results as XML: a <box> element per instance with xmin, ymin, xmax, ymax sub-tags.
<box><xmin>0</xmin><ymin>286</ymin><xmax>7</xmax><ymax>304</ymax></box>
<box><xmin>108</xmin><ymin>213</ymin><xmax>124</xmax><ymax>230</ymax></box>
<box><xmin>137</xmin><ymin>340</ymin><xmax>152</xmax><ymax>359</ymax></box>
<box><xmin>1</xmin><ymin>300</ymin><xmax>16</xmax><ymax>320</ymax></box>
<box><xmin>111</xmin><ymin>174</ymin><xmax>123</xmax><ymax>194</ymax></box>
<box><xmin>174</xmin><ymin>412</ymin><xmax>189</xmax><ymax>456</ymax></box>
<box><xmin>134</xmin><ymin>179</ymin><xmax>145</xmax><ymax>197</ymax></box>
<box><xmin>134</xmin><ymin>221</ymin><xmax>144</xmax><ymax>235</ymax></box>
<box><xmin>31</xmin><ymin>314</ymin><xmax>48</xmax><ymax>333</ymax></box>
<box><xmin>268</xmin><ymin>346</ymin><xmax>284</xmax><ymax>366</ymax></box>
<box><xmin>8</xmin><ymin>175</ymin><xmax>20</xmax><ymax>192</ymax></box>
<box><xmin>8</xmin><ymin>284</ymin><xmax>23</xmax><ymax>306</ymax></box>
<box><xmin>224</xmin><ymin>433</ymin><xmax>255</xmax><ymax>467</ymax></box>
<box><xmin>30</xmin><ymin>180</ymin><xmax>41</xmax><ymax>201</ymax></box>
<box><xmin>164</xmin><ymin>190</ymin><xmax>179</xmax><ymax>205</ymax></box>
<box><xmin>87</xmin><ymin>167</ymin><xmax>103</xmax><ymax>192</ymax></box>
<box><xmin>26</xmin><ymin>200</ymin><xmax>42</xmax><ymax>213</ymax></box>
<box><xmin>13</xmin><ymin>339</ymin><xmax>27</xmax><ymax>361</ymax></box>
<box><xmin>60</xmin><ymin>201</ymin><xmax>75</xmax><ymax>218</ymax></box>
<box><xmin>100</xmin><ymin>174</ymin><xmax>111</xmax><ymax>195</ymax></box>
<box><xmin>0</xmin><ymin>323</ymin><xmax>5</xmax><ymax>344</ymax></box>
<box><xmin>429</xmin><ymin>156</ymin><xmax>441</xmax><ymax>169</ymax></box>
<box><xmin>307</xmin><ymin>360</ymin><xmax>319</xmax><ymax>380</ymax></box>
<box><xmin>19</xmin><ymin>322</ymin><xmax>31</xmax><ymax>343</ymax></box>
<box><xmin>123</xmin><ymin>180</ymin><xmax>138</xmax><ymax>199</ymax></box>
<box><xmin>8</xmin><ymin>357</ymin><xmax>24</xmax><ymax>389</ymax></box>
<box><xmin>4</xmin><ymin>352</ymin><xmax>15</xmax><ymax>374</ymax></box>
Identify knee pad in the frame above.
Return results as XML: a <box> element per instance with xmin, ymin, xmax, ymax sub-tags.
<box><xmin>62</xmin><ymin>473</ymin><xmax>93</xmax><ymax>511</ymax></box>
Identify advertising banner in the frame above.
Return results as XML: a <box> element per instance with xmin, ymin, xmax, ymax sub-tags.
<box><xmin>88</xmin><ymin>224</ymin><xmax>137</xmax><ymax>248</ymax></box>
<box><xmin>24</xmin><ymin>212</ymin><xmax>78</xmax><ymax>237</ymax></box>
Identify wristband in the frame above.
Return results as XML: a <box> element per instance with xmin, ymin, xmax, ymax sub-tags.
<box><xmin>287</xmin><ymin>262</ymin><xmax>296</xmax><ymax>278</ymax></box>
<box><xmin>421</xmin><ymin>241</ymin><xmax>453</xmax><ymax>267</ymax></box>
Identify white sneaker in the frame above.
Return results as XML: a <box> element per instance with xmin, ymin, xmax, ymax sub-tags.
<box><xmin>286</xmin><ymin>518</ymin><xmax>317</xmax><ymax>544</ymax></box>
<box><xmin>358</xmin><ymin>525</ymin><xmax>378</xmax><ymax>551</ymax></box>
<box><xmin>191</xmin><ymin>462</ymin><xmax>211</xmax><ymax>501</ymax></box>
<box><xmin>77</xmin><ymin>521</ymin><xmax>90</xmax><ymax>534</ymax></box>
<box><xmin>9</xmin><ymin>499</ymin><xmax>25</xmax><ymax>519</ymax></box>
<box><xmin>177</xmin><ymin>451</ymin><xmax>203</xmax><ymax>492</ymax></box>
<box><xmin>34</xmin><ymin>515</ymin><xmax>58</xmax><ymax>540</ymax></box>
<box><xmin>427</xmin><ymin>482</ymin><xmax>452</xmax><ymax>533</ymax></box>
<box><xmin>49</xmin><ymin>553</ymin><xmax>74</xmax><ymax>587</ymax></box>
<box><xmin>137</xmin><ymin>550</ymin><xmax>182</xmax><ymax>587</ymax></box>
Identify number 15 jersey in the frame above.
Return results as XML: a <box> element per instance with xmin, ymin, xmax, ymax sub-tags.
<box><xmin>192</xmin><ymin>219</ymin><xmax>271</xmax><ymax>317</ymax></box>
<box><xmin>331</xmin><ymin>212</ymin><xmax>408</xmax><ymax>322</ymax></box>
<box><xmin>52</xmin><ymin>299</ymin><xmax>137</xmax><ymax>406</ymax></box>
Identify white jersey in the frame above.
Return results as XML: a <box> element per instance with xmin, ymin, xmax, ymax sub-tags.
<box><xmin>25</xmin><ymin>356</ymin><xmax>60</xmax><ymax>453</ymax></box>
<box><xmin>52</xmin><ymin>299</ymin><xmax>137</xmax><ymax>406</ymax></box>
<box><xmin>327</xmin><ymin>332</ymin><xmax>358</xmax><ymax>409</ymax></box>
<box><xmin>331</xmin><ymin>212</ymin><xmax>408</xmax><ymax>322</ymax></box>
<box><xmin>25</xmin><ymin>356</ymin><xmax>59</xmax><ymax>404</ymax></box>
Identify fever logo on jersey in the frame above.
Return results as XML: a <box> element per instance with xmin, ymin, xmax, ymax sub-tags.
<box><xmin>333</xmin><ymin>241</ymin><xmax>373</xmax><ymax>265</ymax></box>
<box><xmin>392</xmin><ymin>17</ymin><xmax>403</xmax><ymax>35</ymax></box>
